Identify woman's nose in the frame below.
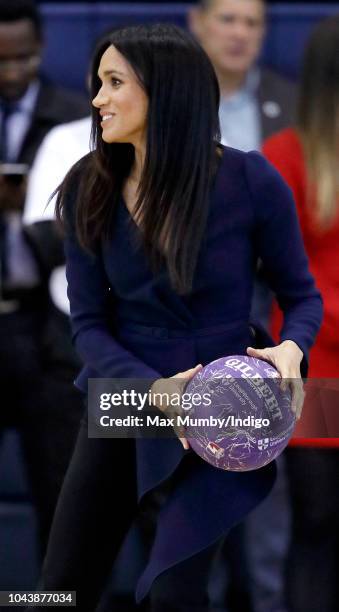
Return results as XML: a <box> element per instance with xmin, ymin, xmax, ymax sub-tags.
<box><xmin>92</xmin><ymin>89</ymin><xmax>109</xmax><ymax>108</ymax></box>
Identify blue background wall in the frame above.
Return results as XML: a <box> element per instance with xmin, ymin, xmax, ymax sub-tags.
<box><xmin>40</xmin><ymin>3</ymin><xmax>339</xmax><ymax>94</ymax></box>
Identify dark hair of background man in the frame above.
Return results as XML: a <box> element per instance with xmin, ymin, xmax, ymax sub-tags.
<box><xmin>0</xmin><ymin>0</ymin><xmax>42</xmax><ymax>40</ymax></box>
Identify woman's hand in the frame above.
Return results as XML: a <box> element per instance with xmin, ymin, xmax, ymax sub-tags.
<box><xmin>150</xmin><ymin>364</ymin><xmax>203</xmax><ymax>450</ymax></box>
<box><xmin>247</xmin><ymin>340</ymin><xmax>305</xmax><ymax>419</ymax></box>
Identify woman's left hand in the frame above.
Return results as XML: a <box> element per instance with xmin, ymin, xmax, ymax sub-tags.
<box><xmin>246</xmin><ymin>340</ymin><xmax>305</xmax><ymax>420</ymax></box>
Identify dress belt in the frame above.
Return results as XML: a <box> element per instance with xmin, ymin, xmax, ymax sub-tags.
<box><xmin>116</xmin><ymin>319</ymin><xmax>250</xmax><ymax>339</ymax></box>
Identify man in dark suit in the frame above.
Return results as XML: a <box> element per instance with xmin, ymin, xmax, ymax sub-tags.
<box><xmin>189</xmin><ymin>0</ymin><xmax>296</xmax><ymax>150</ymax></box>
<box><xmin>0</xmin><ymin>0</ymin><xmax>88</xmax><ymax>557</ymax></box>
<box><xmin>189</xmin><ymin>3</ymin><xmax>296</xmax><ymax>612</ymax></box>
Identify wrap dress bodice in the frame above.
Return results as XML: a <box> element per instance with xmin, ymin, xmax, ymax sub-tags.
<box><xmin>64</xmin><ymin>145</ymin><xmax>323</xmax><ymax>600</ymax></box>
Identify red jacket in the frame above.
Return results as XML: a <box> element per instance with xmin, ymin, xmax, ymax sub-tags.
<box><xmin>263</xmin><ymin>128</ymin><xmax>339</xmax><ymax>447</ymax></box>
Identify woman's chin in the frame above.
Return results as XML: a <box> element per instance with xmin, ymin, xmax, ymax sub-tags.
<box><xmin>101</xmin><ymin>132</ymin><xmax>116</xmax><ymax>143</ymax></box>
<box><xmin>101</xmin><ymin>132</ymin><xmax>126</xmax><ymax>144</ymax></box>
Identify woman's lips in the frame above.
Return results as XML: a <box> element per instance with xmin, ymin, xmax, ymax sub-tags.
<box><xmin>100</xmin><ymin>113</ymin><xmax>115</xmax><ymax>127</ymax></box>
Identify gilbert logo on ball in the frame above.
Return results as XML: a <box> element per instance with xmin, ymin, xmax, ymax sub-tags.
<box><xmin>184</xmin><ymin>355</ymin><xmax>295</xmax><ymax>471</ymax></box>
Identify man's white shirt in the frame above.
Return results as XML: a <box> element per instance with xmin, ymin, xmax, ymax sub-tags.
<box><xmin>24</xmin><ymin>116</ymin><xmax>91</xmax><ymax>313</ymax></box>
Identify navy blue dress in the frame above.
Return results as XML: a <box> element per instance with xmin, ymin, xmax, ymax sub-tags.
<box><xmin>64</xmin><ymin>146</ymin><xmax>322</xmax><ymax>601</ymax></box>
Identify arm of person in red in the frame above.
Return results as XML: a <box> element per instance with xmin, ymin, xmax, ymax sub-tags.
<box><xmin>262</xmin><ymin>130</ymin><xmax>339</xmax><ymax>448</ymax></box>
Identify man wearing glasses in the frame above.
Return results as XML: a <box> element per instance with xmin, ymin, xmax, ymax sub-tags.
<box><xmin>0</xmin><ymin>0</ymin><xmax>88</xmax><ymax>165</ymax></box>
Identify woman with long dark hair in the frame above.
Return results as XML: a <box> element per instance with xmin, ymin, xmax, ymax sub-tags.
<box><xmin>263</xmin><ymin>15</ymin><xmax>339</xmax><ymax>612</ymax></box>
<box><xmin>37</xmin><ymin>24</ymin><xmax>322</xmax><ymax>611</ymax></box>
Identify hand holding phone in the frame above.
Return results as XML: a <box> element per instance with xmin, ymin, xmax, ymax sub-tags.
<box><xmin>0</xmin><ymin>163</ymin><xmax>29</xmax><ymax>212</ymax></box>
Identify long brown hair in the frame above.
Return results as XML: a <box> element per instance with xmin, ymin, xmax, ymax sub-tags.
<box><xmin>55</xmin><ymin>24</ymin><xmax>221</xmax><ymax>294</ymax></box>
<box><xmin>298</xmin><ymin>15</ymin><xmax>339</xmax><ymax>227</ymax></box>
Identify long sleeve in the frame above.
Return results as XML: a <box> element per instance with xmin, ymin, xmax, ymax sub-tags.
<box><xmin>245</xmin><ymin>151</ymin><xmax>323</xmax><ymax>364</ymax></box>
<box><xmin>64</xmin><ymin>185</ymin><xmax>162</xmax><ymax>389</ymax></box>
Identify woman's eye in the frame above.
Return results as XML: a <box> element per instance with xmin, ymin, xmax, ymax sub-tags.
<box><xmin>111</xmin><ymin>78</ymin><xmax>122</xmax><ymax>87</ymax></box>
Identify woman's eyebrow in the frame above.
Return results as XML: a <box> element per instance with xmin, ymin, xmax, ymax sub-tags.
<box><xmin>97</xmin><ymin>69</ymin><xmax>126</xmax><ymax>78</ymax></box>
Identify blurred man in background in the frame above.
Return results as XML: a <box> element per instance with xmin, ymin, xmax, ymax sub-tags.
<box><xmin>0</xmin><ymin>0</ymin><xmax>88</xmax><ymax>557</ymax></box>
<box><xmin>189</xmin><ymin>0</ymin><xmax>296</xmax><ymax>151</ymax></box>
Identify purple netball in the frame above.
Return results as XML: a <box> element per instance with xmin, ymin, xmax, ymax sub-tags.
<box><xmin>184</xmin><ymin>355</ymin><xmax>296</xmax><ymax>471</ymax></box>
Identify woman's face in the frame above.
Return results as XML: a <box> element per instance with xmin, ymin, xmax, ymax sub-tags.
<box><xmin>92</xmin><ymin>45</ymin><xmax>148</xmax><ymax>147</ymax></box>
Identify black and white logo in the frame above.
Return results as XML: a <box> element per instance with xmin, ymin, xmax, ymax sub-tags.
<box><xmin>258</xmin><ymin>438</ymin><xmax>270</xmax><ymax>450</ymax></box>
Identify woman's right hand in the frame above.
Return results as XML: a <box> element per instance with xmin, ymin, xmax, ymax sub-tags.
<box><xmin>150</xmin><ymin>364</ymin><xmax>203</xmax><ymax>449</ymax></box>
